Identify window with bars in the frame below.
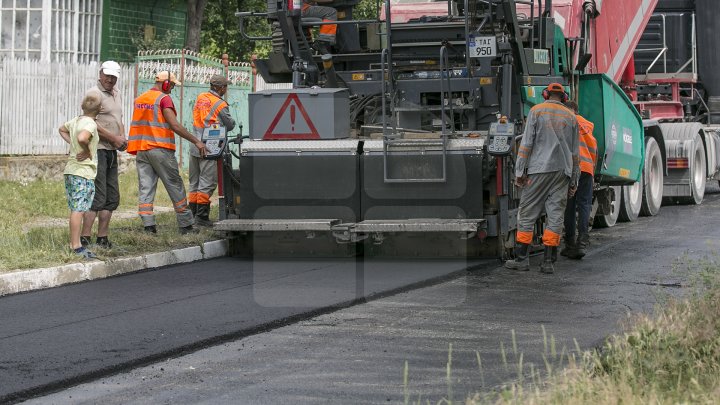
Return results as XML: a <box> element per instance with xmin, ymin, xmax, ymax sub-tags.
<box><xmin>0</xmin><ymin>0</ymin><xmax>102</xmax><ymax>63</ymax></box>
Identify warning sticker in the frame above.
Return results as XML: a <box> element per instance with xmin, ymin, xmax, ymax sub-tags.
<box><xmin>263</xmin><ymin>93</ymin><xmax>320</xmax><ymax>140</ymax></box>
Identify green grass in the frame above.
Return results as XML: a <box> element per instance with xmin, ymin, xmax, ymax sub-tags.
<box><xmin>462</xmin><ymin>257</ymin><xmax>720</xmax><ymax>405</ymax></box>
<box><xmin>0</xmin><ymin>171</ymin><xmax>220</xmax><ymax>272</ymax></box>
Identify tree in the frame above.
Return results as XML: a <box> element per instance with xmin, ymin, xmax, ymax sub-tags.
<box><xmin>186</xmin><ymin>0</ymin><xmax>210</xmax><ymax>51</ymax></box>
<box><xmin>200</xmin><ymin>0</ymin><xmax>270</xmax><ymax>62</ymax></box>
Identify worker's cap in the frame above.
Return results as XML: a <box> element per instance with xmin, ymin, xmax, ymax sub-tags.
<box><xmin>210</xmin><ymin>74</ymin><xmax>230</xmax><ymax>86</ymax></box>
<box><xmin>156</xmin><ymin>71</ymin><xmax>182</xmax><ymax>86</ymax></box>
<box><xmin>100</xmin><ymin>60</ymin><xmax>121</xmax><ymax>77</ymax></box>
<box><xmin>546</xmin><ymin>82</ymin><xmax>565</xmax><ymax>93</ymax></box>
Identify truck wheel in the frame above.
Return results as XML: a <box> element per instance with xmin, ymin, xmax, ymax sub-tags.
<box><xmin>594</xmin><ymin>186</ymin><xmax>621</xmax><ymax>228</ymax></box>
<box><xmin>619</xmin><ymin>174</ymin><xmax>643</xmax><ymax>222</ymax></box>
<box><xmin>640</xmin><ymin>137</ymin><xmax>664</xmax><ymax>216</ymax></box>
<box><xmin>683</xmin><ymin>134</ymin><xmax>707</xmax><ymax>204</ymax></box>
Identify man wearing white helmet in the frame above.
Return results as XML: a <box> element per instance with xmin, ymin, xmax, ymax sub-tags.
<box><xmin>80</xmin><ymin>60</ymin><xmax>127</xmax><ymax>249</ymax></box>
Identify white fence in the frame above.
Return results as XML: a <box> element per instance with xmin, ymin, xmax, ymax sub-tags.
<box><xmin>254</xmin><ymin>74</ymin><xmax>292</xmax><ymax>92</ymax></box>
<box><xmin>0</xmin><ymin>58</ymin><xmax>135</xmax><ymax>155</ymax></box>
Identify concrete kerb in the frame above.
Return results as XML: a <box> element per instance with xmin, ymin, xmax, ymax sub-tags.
<box><xmin>0</xmin><ymin>239</ymin><xmax>229</xmax><ymax>297</ymax></box>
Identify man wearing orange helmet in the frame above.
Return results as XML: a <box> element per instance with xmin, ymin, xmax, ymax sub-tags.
<box><xmin>505</xmin><ymin>83</ymin><xmax>580</xmax><ymax>274</ymax></box>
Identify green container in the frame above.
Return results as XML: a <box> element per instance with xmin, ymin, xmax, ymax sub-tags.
<box><xmin>578</xmin><ymin>74</ymin><xmax>644</xmax><ymax>185</ymax></box>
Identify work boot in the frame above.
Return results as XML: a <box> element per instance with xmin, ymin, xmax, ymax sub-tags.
<box><xmin>560</xmin><ymin>236</ymin><xmax>575</xmax><ymax>258</ymax></box>
<box><xmin>195</xmin><ymin>203</ymin><xmax>214</xmax><ymax>227</ymax></box>
<box><xmin>539</xmin><ymin>246</ymin><xmax>555</xmax><ymax>274</ymax></box>
<box><xmin>505</xmin><ymin>243</ymin><xmax>530</xmax><ymax>271</ymax></box>
<box><xmin>144</xmin><ymin>225</ymin><xmax>157</xmax><ymax>234</ymax></box>
<box><xmin>179</xmin><ymin>225</ymin><xmax>200</xmax><ymax>235</ymax></box>
<box><xmin>80</xmin><ymin>235</ymin><xmax>91</xmax><ymax>247</ymax></box>
<box><xmin>569</xmin><ymin>233</ymin><xmax>590</xmax><ymax>260</ymax></box>
<box><xmin>189</xmin><ymin>202</ymin><xmax>198</xmax><ymax>216</ymax></box>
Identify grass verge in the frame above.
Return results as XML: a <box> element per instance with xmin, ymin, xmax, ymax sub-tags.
<box><xmin>465</xmin><ymin>257</ymin><xmax>720</xmax><ymax>404</ymax></box>
<box><xmin>1</xmin><ymin>171</ymin><xmax>220</xmax><ymax>272</ymax></box>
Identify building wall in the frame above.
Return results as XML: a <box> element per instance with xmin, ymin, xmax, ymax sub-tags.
<box><xmin>101</xmin><ymin>0</ymin><xmax>187</xmax><ymax>63</ymax></box>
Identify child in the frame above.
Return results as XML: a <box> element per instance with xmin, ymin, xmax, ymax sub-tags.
<box><xmin>58</xmin><ymin>94</ymin><xmax>102</xmax><ymax>259</ymax></box>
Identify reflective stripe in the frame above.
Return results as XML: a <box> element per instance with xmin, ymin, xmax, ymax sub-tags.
<box><xmin>130</xmin><ymin>120</ymin><xmax>171</xmax><ymax>129</ymax></box>
<box><xmin>580</xmin><ymin>156</ymin><xmax>594</xmax><ymax>164</ymax></box>
<box><xmin>128</xmin><ymin>135</ymin><xmax>176</xmax><ymax>145</ymax></box>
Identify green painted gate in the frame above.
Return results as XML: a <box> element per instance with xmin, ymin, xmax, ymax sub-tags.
<box><xmin>134</xmin><ymin>50</ymin><xmax>253</xmax><ymax>169</ymax></box>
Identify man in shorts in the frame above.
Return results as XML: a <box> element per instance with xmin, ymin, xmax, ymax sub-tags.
<box><xmin>81</xmin><ymin>61</ymin><xmax>127</xmax><ymax>249</ymax></box>
<box><xmin>58</xmin><ymin>94</ymin><xmax>102</xmax><ymax>259</ymax></box>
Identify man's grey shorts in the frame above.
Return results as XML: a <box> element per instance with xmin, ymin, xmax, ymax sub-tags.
<box><xmin>91</xmin><ymin>149</ymin><xmax>120</xmax><ymax>212</ymax></box>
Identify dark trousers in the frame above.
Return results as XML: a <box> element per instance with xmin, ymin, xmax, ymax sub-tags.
<box><xmin>564</xmin><ymin>172</ymin><xmax>593</xmax><ymax>239</ymax></box>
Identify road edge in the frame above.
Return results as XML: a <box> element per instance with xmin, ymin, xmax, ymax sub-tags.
<box><xmin>0</xmin><ymin>239</ymin><xmax>228</xmax><ymax>297</ymax></box>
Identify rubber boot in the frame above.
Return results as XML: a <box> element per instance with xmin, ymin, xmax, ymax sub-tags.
<box><xmin>505</xmin><ymin>243</ymin><xmax>530</xmax><ymax>271</ymax></box>
<box><xmin>539</xmin><ymin>246</ymin><xmax>555</xmax><ymax>274</ymax></box>
<box><xmin>195</xmin><ymin>203</ymin><xmax>214</xmax><ymax>227</ymax></box>
<box><xmin>189</xmin><ymin>202</ymin><xmax>198</xmax><ymax>216</ymax></box>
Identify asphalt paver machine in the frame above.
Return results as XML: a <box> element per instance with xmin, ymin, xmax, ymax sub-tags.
<box><xmin>217</xmin><ymin>0</ymin><xmax>647</xmax><ymax>258</ymax></box>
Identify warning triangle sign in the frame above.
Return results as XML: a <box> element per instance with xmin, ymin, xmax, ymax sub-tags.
<box><xmin>263</xmin><ymin>93</ymin><xmax>321</xmax><ymax>140</ymax></box>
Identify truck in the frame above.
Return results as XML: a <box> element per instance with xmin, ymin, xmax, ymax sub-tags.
<box><xmin>216</xmin><ymin>0</ymin><xmax>719</xmax><ymax>258</ymax></box>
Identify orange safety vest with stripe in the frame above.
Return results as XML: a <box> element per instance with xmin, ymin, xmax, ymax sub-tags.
<box><xmin>577</xmin><ymin>114</ymin><xmax>598</xmax><ymax>176</ymax></box>
<box><xmin>127</xmin><ymin>89</ymin><xmax>175</xmax><ymax>155</ymax></box>
<box><xmin>192</xmin><ymin>92</ymin><xmax>228</xmax><ymax>132</ymax></box>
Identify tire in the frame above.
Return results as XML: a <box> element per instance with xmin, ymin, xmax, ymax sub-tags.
<box><xmin>682</xmin><ymin>135</ymin><xmax>706</xmax><ymax>204</ymax></box>
<box><xmin>594</xmin><ymin>186</ymin><xmax>621</xmax><ymax>228</ymax></box>
<box><xmin>619</xmin><ymin>174</ymin><xmax>643</xmax><ymax>222</ymax></box>
<box><xmin>640</xmin><ymin>137</ymin><xmax>664</xmax><ymax>216</ymax></box>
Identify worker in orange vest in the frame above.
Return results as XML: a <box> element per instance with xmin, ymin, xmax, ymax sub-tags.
<box><xmin>189</xmin><ymin>75</ymin><xmax>236</xmax><ymax>227</ymax></box>
<box><xmin>127</xmin><ymin>71</ymin><xmax>207</xmax><ymax>235</ymax></box>
<box><xmin>561</xmin><ymin>100</ymin><xmax>598</xmax><ymax>259</ymax></box>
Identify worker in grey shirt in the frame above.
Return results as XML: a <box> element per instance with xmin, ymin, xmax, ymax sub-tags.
<box><xmin>505</xmin><ymin>83</ymin><xmax>580</xmax><ymax>274</ymax></box>
<box><xmin>189</xmin><ymin>75</ymin><xmax>236</xmax><ymax>227</ymax></box>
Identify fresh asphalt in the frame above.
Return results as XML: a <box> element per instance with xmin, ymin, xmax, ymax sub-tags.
<box><xmin>5</xmin><ymin>187</ymin><xmax>720</xmax><ymax>404</ymax></box>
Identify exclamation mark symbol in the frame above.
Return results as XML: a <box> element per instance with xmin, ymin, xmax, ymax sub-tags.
<box><xmin>290</xmin><ymin>105</ymin><xmax>296</xmax><ymax>132</ymax></box>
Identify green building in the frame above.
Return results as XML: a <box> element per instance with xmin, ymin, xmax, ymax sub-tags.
<box><xmin>101</xmin><ymin>0</ymin><xmax>188</xmax><ymax>63</ymax></box>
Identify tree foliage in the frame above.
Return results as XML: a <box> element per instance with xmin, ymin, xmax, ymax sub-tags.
<box><xmin>200</xmin><ymin>0</ymin><xmax>271</xmax><ymax>63</ymax></box>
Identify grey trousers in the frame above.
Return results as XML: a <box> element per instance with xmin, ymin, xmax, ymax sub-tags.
<box><xmin>188</xmin><ymin>155</ymin><xmax>217</xmax><ymax>202</ymax></box>
<box><xmin>136</xmin><ymin>148</ymin><xmax>194</xmax><ymax>228</ymax></box>
<box><xmin>517</xmin><ymin>171</ymin><xmax>570</xmax><ymax>237</ymax></box>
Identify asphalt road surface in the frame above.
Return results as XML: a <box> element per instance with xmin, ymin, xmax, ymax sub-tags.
<box><xmin>6</xmin><ymin>187</ymin><xmax>720</xmax><ymax>404</ymax></box>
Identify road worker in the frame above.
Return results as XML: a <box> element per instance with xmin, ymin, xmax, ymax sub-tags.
<box><xmin>189</xmin><ymin>75</ymin><xmax>236</xmax><ymax>227</ymax></box>
<box><xmin>127</xmin><ymin>71</ymin><xmax>207</xmax><ymax>235</ymax></box>
<box><xmin>505</xmin><ymin>83</ymin><xmax>580</xmax><ymax>274</ymax></box>
<box><xmin>302</xmin><ymin>0</ymin><xmax>338</xmax><ymax>53</ymax></box>
<box><xmin>561</xmin><ymin>100</ymin><xmax>597</xmax><ymax>259</ymax></box>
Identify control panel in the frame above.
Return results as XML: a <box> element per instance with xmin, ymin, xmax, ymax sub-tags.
<box><xmin>487</xmin><ymin>121</ymin><xmax>515</xmax><ymax>156</ymax></box>
<box><xmin>201</xmin><ymin>123</ymin><xmax>227</xmax><ymax>159</ymax></box>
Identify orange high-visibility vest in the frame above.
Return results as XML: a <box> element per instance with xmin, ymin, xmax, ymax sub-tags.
<box><xmin>193</xmin><ymin>92</ymin><xmax>228</xmax><ymax>131</ymax></box>
<box><xmin>127</xmin><ymin>89</ymin><xmax>175</xmax><ymax>154</ymax></box>
<box><xmin>577</xmin><ymin>114</ymin><xmax>598</xmax><ymax>175</ymax></box>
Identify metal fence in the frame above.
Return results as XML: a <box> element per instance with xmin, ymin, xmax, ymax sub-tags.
<box><xmin>0</xmin><ymin>57</ymin><xmax>135</xmax><ymax>155</ymax></box>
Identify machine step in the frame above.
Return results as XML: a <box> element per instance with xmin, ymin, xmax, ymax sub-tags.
<box><xmin>215</xmin><ymin>219</ymin><xmax>341</xmax><ymax>232</ymax></box>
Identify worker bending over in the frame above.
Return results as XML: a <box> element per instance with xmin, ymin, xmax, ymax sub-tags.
<box><xmin>561</xmin><ymin>100</ymin><xmax>597</xmax><ymax>259</ymax></box>
<box><xmin>505</xmin><ymin>83</ymin><xmax>580</xmax><ymax>274</ymax></box>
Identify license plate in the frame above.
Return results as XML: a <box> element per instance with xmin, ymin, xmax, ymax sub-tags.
<box><xmin>468</xmin><ymin>35</ymin><xmax>497</xmax><ymax>58</ymax></box>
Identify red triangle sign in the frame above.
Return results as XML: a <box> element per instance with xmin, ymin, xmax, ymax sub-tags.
<box><xmin>263</xmin><ymin>93</ymin><xmax>321</xmax><ymax>139</ymax></box>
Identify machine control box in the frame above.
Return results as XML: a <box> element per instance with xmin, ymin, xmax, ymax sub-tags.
<box><xmin>486</xmin><ymin>122</ymin><xmax>515</xmax><ymax>156</ymax></box>
<box><xmin>201</xmin><ymin>123</ymin><xmax>227</xmax><ymax>159</ymax></box>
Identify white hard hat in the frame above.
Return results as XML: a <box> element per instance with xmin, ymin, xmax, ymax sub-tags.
<box><xmin>100</xmin><ymin>60</ymin><xmax>121</xmax><ymax>77</ymax></box>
